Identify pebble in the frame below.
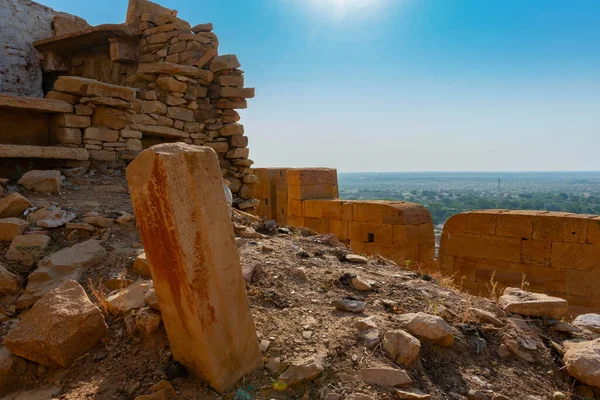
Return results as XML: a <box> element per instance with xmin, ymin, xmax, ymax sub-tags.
<box><xmin>333</xmin><ymin>299</ymin><xmax>366</xmax><ymax>313</ymax></box>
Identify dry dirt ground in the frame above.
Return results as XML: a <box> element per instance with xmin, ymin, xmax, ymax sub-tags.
<box><xmin>0</xmin><ymin>167</ymin><xmax>590</xmax><ymax>400</ymax></box>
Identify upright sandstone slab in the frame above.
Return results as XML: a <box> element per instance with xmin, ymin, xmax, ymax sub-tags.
<box><xmin>126</xmin><ymin>143</ymin><xmax>262</xmax><ymax>393</ymax></box>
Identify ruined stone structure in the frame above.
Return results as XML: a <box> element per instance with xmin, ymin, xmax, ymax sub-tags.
<box><xmin>0</xmin><ymin>0</ymin><xmax>257</xmax><ymax>209</ymax></box>
<box><xmin>127</xmin><ymin>143</ymin><xmax>262</xmax><ymax>393</ymax></box>
<box><xmin>254</xmin><ymin>168</ymin><xmax>436</xmax><ymax>266</ymax></box>
<box><xmin>439</xmin><ymin>210</ymin><xmax>600</xmax><ymax>313</ymax></box>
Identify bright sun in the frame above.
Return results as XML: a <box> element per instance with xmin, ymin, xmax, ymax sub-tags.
<box><xmin>304</xmin><ymin>0</ymin><xmax>387</xmax><ymax>19</ymax></box>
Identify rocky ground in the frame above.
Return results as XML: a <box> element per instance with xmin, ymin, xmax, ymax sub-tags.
<box><xmin>1</xmin><ymin>166</ymin><xmax>600</xmax><ymax>400</ymax></box>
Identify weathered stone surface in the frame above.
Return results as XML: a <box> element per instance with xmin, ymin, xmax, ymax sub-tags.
<box><xmin>84</xmin><ymin>127</ymin><xmax>119</xmax><ymax>142</ymax></box>
<box><xmin>0</xmin><ymin>263</ymin><xmax>21</xmax><ymax>294</ymax></box>
<box><xmin>5</xmin><ymin>280</ymin><xmax>107</xmax><ymax>367</ymax></box>
<box><xmin>0</xmin><ymin>218</ymin><xmax>28</xmax><ymax>241</ymax></box>
<box><xmin>278</xmin><ymin>355</ymin><xmax>324</xmax><ymax>386</ymax></box>
<box><xmin>191</xmin><ymin>22</ymin><xmax>213</xmax><ymax>33</ymax></box>
<box><xmin>346</xmin><ymin>254</ymin><xmax>368</xmax><ymax>264</ymax></box>
<box><xmin>0</xmin><ymin>144</ymin><xmax>89</xmax><ymax>161</ymax></box>
<box><xmin>17</xmin><ymin>239</ymin><xmax>106</xmax><ymax>309</ymax></box>
<box><xmin>18</xmin><ymin>170</ymin><xmax>61</xmax><ymax>193</ymax></box>
<box><xmin>0</xmin><ymin>193</ymin><xmax>31</xmax><ymax>218</ymax></box>
<box><xmin>220</xmin><ymin>87</ymin><xmax>255</xmax><ymax>99</ymax></box>
<box><xmin>52</xmin><ymin>114</ymin><xmax>90</xmax><ymax>128</ymax></box>
<box><xmin>470</xmin><ymin>308</ymin><xmax>504</xmax><ymax>327</ymax></box>
<box><xmin>156</xmin><ymin>77</ymin><xmax>187</xmax><ymax>93</ymax></box>
<box><xmin>134</xmin><ymin>252</ymin><xmax>152</xmax><ymax>277</ymax></box>
<box><xmin>87</xmin><ymin>81</ymin><xmax>136</xmax><ymax>102</ymax></box>
<box><xmin>383</xmin><ymin>330</ymin><xmax>421</xmax><ymax>366</ymax></box>
<box><xmin>396</xmin><ymin>312</ymin><xmax>455</xmax><ymax>347</ymax></box>
<box><xmin>395</xmin><ymin>389</ymin><xmax>431</xmax><ymax>400</ymax></box>
<box><xmin>564</xmin><ymin>339</ymin><xmax>600</xmax><ymax>388</ymax></box>
<box><xmin>167</xmin><ymin>107</ymin><xmax>194</xmax><ymax>122</ymax></box>
<box><xmin>126</xmin><ymin>143</ymin><xmax>262</xmax><ymax>393</ymax></box>
<box><xmin>107</xmin><ymin>280</ymin><xmax>153</xmax><ymax>312</ymax></box>
<box><xmin>0</xmin><ymin>94</ymin><xmax>72</xmax><ymax>113</ymax></box>
<box><xmin>210</xmin><ymin>55</ymin><xmax>241</xmax><ymax>72</ymax></box>
<box><xmin>145</xmin><ymin>287</ymin><xmax>160</xmax><ymax>311</ymax></box>
<box><xmin>5</xmin><ymin>234</ymin><xmax>49</xmax><ymax>267</ymax></box>
<box><xmin>360</xmin><ymin>368</ymin><xmax>411</xmax><ymax>387</ymax></box>
<box><xmin>333</xmin><ymin>299</ymin><xmax>366</xmax><ymax>313</ymax></box>
<box><xmin>129</xmin><ymin>124</ymin><xmax>188</xmax><ymax>139</ymax></box>
<box><xmin>50</xmin><ymin>127</ymin><xmax>82</xmax><ymax>145</ymax></box>
<box><xmin>137</xmin><ymin>62</ymin><xmax>213</xmax><ymax>82</ymax></box>
<box><xmin>499</xmin><ymin>287</ymin><xmax>568</xmax><ymax>319</ymax></box>
<box><xmin>573</xmin><ymin>314</ymin><xmax>600</xmax><ymax>333</ymax></box>
<box><xmin>92</xmin><ymin>107</ymin><xmax>130</xmax><ymax>130</ymax></box>
<box><xmin>37</xmin><ymin>209</ymin><xmax>76</xmax><ymax>228</ymax></box>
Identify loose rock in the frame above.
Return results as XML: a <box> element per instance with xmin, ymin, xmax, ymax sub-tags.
<box><xmin>383</xmin><ymin>330</ymin><xmax>421</xmax><ymax>366</ymax></box>
<box><xmin>0</xmin><ymin>193</ymin><xmax>31</xmax><ymax>218</ymax></box>
<box><xmin>360</xmin><ymin>367</ymin><xmax>412</xmax><ymax>387</ymax></box>
<box><xmin>563</xmin><ymin>338</ymin><xmax>600</xmax><ymax>387</ymax></box>
<box><xmin>396</xmin><ymin>312</ymin><xmax>455</xmax><ymax>347</ymax></box>
<box><xmin>333</xmin><ymin>299</ymin><xmax>366</xmax><ymax>313</ymax></box>
<box><xmin>278</xmin><ymin>354</ymin><xmax>325</xmax><ymax>386</ymax></box>
<box><xmin>17</xmin><ymin>170</ymin><xmax>61</xmax><ymax>193</ymax></box>
<box><xmin>0</xmin><ymin>218</ymin><xmax>28</xmax><ymax>241</ymax></box>
<box><xmin>499</xmin><ymin>288</ymin><xmax>568</xmax><ymax>319</ymax></box>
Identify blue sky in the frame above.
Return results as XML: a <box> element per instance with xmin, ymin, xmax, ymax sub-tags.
<box><xmin>42</xmin><ymin>0</ymin><xmax>600</xmax><ymax>172</ymax></box>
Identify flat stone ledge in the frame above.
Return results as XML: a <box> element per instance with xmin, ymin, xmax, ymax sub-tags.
<box><xmin>0</xmin><ymin>94</ymin><xmax>73</xmax><ymax>114</ymax></box>
<box><xmin>34</xmin><ymin>24</ymin><xmax>137</xmax><ymax>53</ymax></box>
<box><xmin>0</xmin><ymin>145</ymin><xmax>89</xmax><ymax>161</ymax></box>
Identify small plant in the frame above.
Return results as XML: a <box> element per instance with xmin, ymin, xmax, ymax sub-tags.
<box><xmin>520</xmin><ymin>273</ymin><xmax>530</xmax><ymax>290</ymax></box>
<box><xmin>88</xmin><ymin>277</ymin><xmax>111</xmax><ymax>315</ymax></box>
<box><xmin>461</xmin><ymin>297</ymin><xmax>473</xmax><ymax>324</ymax></box>
<box><xmin>404</xmin><ymin>259</ymin><xmax>412</xmax><ymax>268</ymax></box>
<box><xmin>485</xmin><ymin>270</ymin><xmax>504</xmax><ymax>303</ymax></box>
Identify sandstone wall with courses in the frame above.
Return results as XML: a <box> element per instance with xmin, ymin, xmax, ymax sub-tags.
<box><xmin>1</xmin><ymin>0</ymin><xmax>259</xmax><ymax>209</ymax></box>
<box><xmin>0</xmin><ymin>0</ymin><xmax>88</xmax><ymax>97</ymax></box>
<box><xmin>438</xmin><ymin>210</ymin><xmax>600</xmax><ymax>313</ymax></box>
<box><xmin>254</xmin><ymin>168</ymin><xmax>436</xmax><ymax>266</ymax></box>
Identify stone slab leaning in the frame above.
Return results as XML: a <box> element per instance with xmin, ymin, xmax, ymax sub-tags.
<box><xmin>126</xmin><ymin>143</ymin><xmax>262</xmax><ymax>393</ymax></box>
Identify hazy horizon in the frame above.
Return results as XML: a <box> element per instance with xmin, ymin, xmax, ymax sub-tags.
<box><xmin>41</xmin><ymin>0</ymin><xmax>600</xmax><ymax>172</ymax></box>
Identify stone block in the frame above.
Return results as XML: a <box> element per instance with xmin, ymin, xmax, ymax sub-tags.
<box><xmin>88</xmin><ymin>150</ymin><xmax>116</xmax><ymax>161</ymax></box>
<box><xmin>226</xmin><ymin>148</ymin><xmax>249</xmax><ymax>159</ymax></box>
<box><xmin>74</xmin><ymin>105</ymin><xmax>94</xmax><ymax>116</ymax></box>
<box><xmin>18</xmin><ymin>170</ymin><xmax>61</xmax><ymax>193</ymax></box>
<box><xmin>53</xmin><ymin>76</ymin><xmax>94</xmax><ymax>96</ymax></box>
<box><xmin>321</xmin><ymin>200</ymin><xmax>343</xmax><ymax>219</ymax></box>
<box><xmin>303</xmin><ymin>200</ymin><xmax>323</xmax><ymax>218</ymax></box>
<box><xmin>439</xmin><ymin>233</ymin><xmax>521</xmax><ymax>262</ymax></box>
<box><xmin>0</xmin><ymin>193</ymin><xmax>31</xmax><ymax>218</ymax></box>
<box><xmin>587</xmin><ymin>217</ymin><xmax>600</xmax><ymax>245</ymax></box>
<box><xmin>419</xmin><ymin>242</ymin><xmax>435</xmax><ymax>262</ymax></box>
<box><xmin>84</xmin><ymin>127</ymin><xmax>119</xmax><ymax>142</ymax></box>
<box><xmin>86</xmin><ymin>81</ymin><xmax>136</xmax><ymax>102</ymax></box>
<box><xmin>0</xmin><ymin>218</ymin><xmax>29</xmax><ymax>241</ymax></box>
<box><xmin>563</xmin><ymin>215</ymin><xmax>589</xmax><ymax>243</ymax></box>
<box><xmin>192</xmin><ymin>23</ymin><xmax>213</xmax><ymax>33</ymax></box>
<box><xmin>288</xmin><ymin>184</ymin><xmax>338</xmax><ymax>201</ymax></box>
<box><xmin>443</xmin><ymin>213</ymin><xmax>467</xmax><ymax>233</ymax></box>
<box><xmin>220</xmin><ymin>87</ymin><xmax>255</xmax><ymax>99</ymax></box>
<box><xmin>157</xmin><ymin>77</ymin><xmax>188</xmax><ymax>93</ymax></box>
<box><xmin>126</xmin><ymin>143</ymin><xmax>262</xmax><ymax>393</ymax></box>
<box><xmin>219</xmin><ymin>123</ymin><xmax>244</xmax><ymax>136</ymax></box>
<box><xmin>210</xmin><ymin>54</ymin><xmax>241</xmax><ymax>72</ymax></box>
<box><xmin>217</xmin><ymin>75</ymin><xmax>244</xmax><ymax>87</ymax></box>
<box><xmin>496</xmin><ymin>212</ymin><xmax>533</xmax><ymax>238</ymax></box>
<box><xmin>140</xmin><ymin>100</ymin><xmax>167</xmax><ymax>114</ymax></box>
<box><xmin>92</xmin><ymin>107</ymin><xmax>130</xmax><ymax>130</ymax></box>
<box><xmin>229</xmin><ymin>135</ymin><xmax>248</xmax><ymax>148</ymax></box>
<box><xmin>566</xmin><ymin>269</ymin><xmax>600</xmax><ymax>299</ymax></box>
<box><xmin>406</xmin><ymin>223</ymin><xmax>435</xmax><ymax>244</ymax></box>
<box><xmin>475</xmin><ymin>260</ymin><xmax>566</xmax><ymax>294</ymax></box>
<box><xmin>465</xmin><ymin>212</ymin><xmax>497</xmax><ymax>235</ymax></box>
<box><xmin>533</xmin><ymin>214</ymin><xmax>563</xmax><ymax>241</ymax></box>
<box><xmin>167</xmin><ymin>107</ymin><xmax>194</xmax><ymax>122</ymax></box>
<box><xmin>520</xmin><ymin>239</ymin><xmax>551</xmax><ymax>266</ymax></box>
<box><xmin>5</xmin><ymin>234</ymin><xmax>50</xmax><ymax>267</ymax></box>
<box><xmin>348</xmin><ymin>222</ymin><xmax>393</xmax><ymax>245</ymax></box>
<box><xmin>52</xmin><ymin>114</ymin><xmax>90</xmax><ymax>128</ymax></box>
<box><xmin>321</xmin><ymin>218</ymin><xmax>348</xmax><ymax>240</ymax></box>
<box><xmin>551</xmin><ymin>242</ymin><xmax>600</xmax><ymax>270</ymax></box>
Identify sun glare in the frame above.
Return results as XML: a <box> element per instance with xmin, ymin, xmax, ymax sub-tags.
<box><xmin>303</xmin><ymin>0</ymin><xmax>389</xmax><ymax>20</ymax></box>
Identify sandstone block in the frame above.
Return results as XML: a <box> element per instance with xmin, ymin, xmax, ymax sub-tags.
<box><xmin>137</xmin><ymin>62</ymin><xmax>213</xmax><ymax>83</ymax></box>
<box><xmin>89</xmin><ymin>150</ymin><xmax>117</xmax><ymax>161</ymax></box>
<box><xmin>50</xmin><ymin>127</ymin><xmax>82</xmax><ymax>145</ymax></box>
<box><xmin>192</xmin><ymin>23</ymin><xmax>213</xmax><ymax>33</ymax></box>
<box><xmin>278</xmin><ymin>355</ymin><xmax>324</xmax><ymax>386</ymax></box>
<box><xmin>134</xmin><ymin>252</ymin><xmax>152</xmax><ymax>277</ymax></box>
<box><xmin>220</xmin><ymin>87</ymin><xmax>255</xmax><ymax>99</ymax></box>
<box><xmin>396</xmin><ymin>312</ymin><xmax>455</xmax><ymax>347</ymax></box>
<box><xmin>53</xmin><ymin>76</ymin><xmax>94</xmax><ymax>96</ymax></box>
<box><xmin>92</xmin><ymin>107</ymin><xmax>130</xmax><ymax>130</ymax></box>
<box><xmin>465</xmin><ymin>212</ymin><xmax>497</xmax><ymax>235</ymax></box>
<box><xmin>126</xmin><ymin>143</ymin><xmax>262</xmax><ymax>393</ymax></box>
<box><xmin>383</xmin><ymin>330</ymin><xmax>421</xmax><ymax>366</ymax></box>
<box><xmin>18</xmin><ymin>170</ymin><xmax>61</xmax><ymax>193</ymax></box>
<box><xmin>0</xmin><ymin>264</ymin><xmax>21</xmax><ymax>294</ymax></box>
<box><xmin>360</xmin><ymin>368</ymin><xmax>411</xmax><ymax>388</ymax></box>
<box><xmin>216</xmin><ymin>75</ymin><xmax>244</xmax><ymax>87</ymax></box>
<box><xmin>499</xmin><ymin>287</ymin><xmax>567</xmax><ymax>319</ymax></box>
<box><xmin>533</xmin><ymin>214</ymin><xmax>564</xmax><ymax>241</ymax></box>
<box><xmin>210</xmin><ymin>54</ymin><xmax>241</xmax><ymax>72</ymax></box>
<box><xmin>587</xmin><ymin>217</ymin><xmax>600</xmax><ymax>245</ymax></box>
<box><xmin>226</xmin><ymin>147</ymin><xmax>249</xmax><ymax>159</ymax></box>
<box><xmin>5</xmin><ymin>280</ymin><xmax>107</xmax><ymax>367</ymax></box>
<box><xmin>439</xmin><ymin>232</ymin><xmax>521</xmax><ymax>262</ymax></box>
<box><xmin>157</xmin><ymin>77</ymin><xmax>188</xmax><ymax>93</ymax></box>
<box><xmin>563</xmin><ymin>215</ymin><xmax>589</xmax><ymax>243</ymax></box>
<box><xmin>53</xmin><ymin>114</ymin><xmax>90</xmax><ymax>128</ymax></box>
<box><xmin>107</xmin><ymin>280</ymin><xmax>153</xmax><ymax>312</ymax></box>
<box><xmin>127</xmin><ymin>139</ymin><xmax>143</xmax><ymax>152</ymax></box>
<box><xmin>0</xmin><ymin>218</ymin><xmax>29</xmax><ymax>241</ymax></box>
<box><xmin>564</xmin><ymin>339</ymin><xmax>600</xmax><ymax>387</ymax></box>
<box><xmin>219</xmin><ymin>123</ymin><xmax>244</xmax><ymax>136</ymax></box>
<box><xmin>16</xmin><ymin>240</ymin><xmax>106</xmax><ymax>309</ymax></box>
<box><xmin>86</xmin><ymin>81</ymin><xmax>136</xmax><ymax>102</ymax></box>
<box><xmin>521</xmin><ymin>239</ymin><xmax>551</xmax><ymax>266</ymax></box>
<box><xmin>140</xmin><ymin>100</ymin><xmax>167</xmax><ymax>114</ymax></box>
<box><xmin>5</xmin><ymin>234</ymin><xmax>49</xmax><ymax>267</ymax></box>
<box><xmin>84</xmin><ymin>127</ymin><xmax>119</xmax><ymax>142</ymax></box>
<box><xmin>550</xmin><ymin>241</ymin><xmax>600</xmax><ymax>270</ymax></box>
<box><xmin>76</xmin><ymin>104</ymin><xmax>97</xmax><ymax>115</ymax></box>
<box><xmin>496</xmin><ymin>212</ymin><xmax>533</xmax><ymax>238</ymax></box>
<box><xmin>121</xmin><ymin>130</ymin><xmax>143</xmax><ymax>139</ymax></box>
<box><xmin>129</xmin><ymin>124</ymin><xmax>188</xmax><ymax>139</ymax></box>
<box><xmin>167</xmin><ymin>107</ymin><xmax>194</xmax><ymax>122</ymax></box>
<box><xmin>573</xmin><ymin>314</ymin><xmax>600</xmax><ymax>333</ymax></box>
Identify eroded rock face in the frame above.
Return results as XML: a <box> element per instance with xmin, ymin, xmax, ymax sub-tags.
<box><xmin>499</xmin><ymin>287</ymin><xmax>568</xmax><ymax>319</ymax></box>
<box><xmin>17</xmin><ymin>239</ymin><xmax>106</xmax><ymax>309</ymax></box>
<box><xmin>4</xmin><ymin>280</ymin><xmax>107</xmax><ymax>367</ymax></box>
<box><xmin>564</xmin><ymin>339</ymin><xmax>600</xmax><ymax>388</ymax></box>
<box><xmin>126</xmin><ymin>143</ymin><xmax>262</xmax><ymax>393</ymax></box>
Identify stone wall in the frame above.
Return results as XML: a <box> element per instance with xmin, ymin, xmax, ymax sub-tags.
<box><xmin>0</xmin><ymin>0</ymin><xmax>88</xmax><ymax>97</ymax></box>
<box><xmin>439</xmin><ymin>210</ymin><xmax>600</xmax><ymax>313</ymax></box>
<box><xmin>254</xmin><ymin>167</ymin><xmax>436</xmax><ymax>266</ymax></box>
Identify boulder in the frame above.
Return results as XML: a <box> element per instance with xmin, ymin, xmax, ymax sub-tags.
<box><xmin>4</xmin><ymin>280</ymin><xmax>107</xmax><ymax>367</ymax></box>
<box><xmin>0</xmin><ymin>218</ymin><xmax>28</xmax><ymax>241</ymax></box>
<box><xmin>0</xmin><ymin>193</ymin><xmax>31</xmax><ymax>218</ymax></box>
<box><xmin>383</xmin><ymin>330</ymin><xmax>421</xmax><ymax>366</ymax></box>
<box><xmin>0</xmin><ymin>264</ymin><xmax>21</xmax><ymax>294</ymax></box>
<box><xmin>5</xmin><ymin>234</ymin><xmax>50</xmax><ymax>267</ymax></box>
<box><xmin>17</xmin><ymin>170</ymin><xmax>61</xmax><ymax>193</ymax></box>
<box><xmin>107</xmin><ymin>280</ymin><xmax>153</xmax><ymax>312</ymax></box>
<box><xmin>564</xmin><ymin>339</ymin><xmax>600</xmax><ymax>388</ymax></box>
<box><xmin>396</xmin><ymin>312</ymin><xmax>455</xmax><ymax>347</ymax></box>
<box><xmin>360</xmin><ymin>367</ymin><xmax>411</xmax><ymax>387</ymax></box>
<box><xmin>16</xmin><ymin>239</ymin><xmax>106</xmax><ymax>309</ymax></box>
<box><xmin>36</xmin><ymin>210</ymin><xmax>76</xmax><ymax>228</ymax></box>
<box><xmin>133</xmin><ymin>252</ymin><xmax>152</xmax><ymax>277</ymax></box>
<box><xmin>573</xmin><ymin>314</ymin><xmax>600</xmax><ymax>333</ymax></box>
<box><xmin>278</xmin><ymin>354</ymin><xmax>324</xmax><ymax>386</ymax></box>
<box><xmin>499</xmin><ymin>288</ymin><xmax>568</xmax><ymax>319</ymax></box>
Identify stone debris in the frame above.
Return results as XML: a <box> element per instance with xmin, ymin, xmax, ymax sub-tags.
<box><xmin>107</xmin><ymin>280</ymin><xmax>153</xmax><ymax>312</ymax></box>
<box><xmin>395</xmin><ymin>388</ymin><xmax>431</xmax><ymax>399</ymax></box>
<box><xmin>396</xmin><ymin>312</ymin><xmax>455</xmax><ymax>347</ymax></box>
<box><xmin>277</xmin><ymin>354</ymin><xmax>325</xmax><ymax>386</ymax></box>
<box><xmin>36</xmin><ymin>209</ymin><xmax>76</xmax><ymax>228</ymax></box>
<box><xmin>16</xmin><ymin>239</ymin><xmax>106</xmax><ymax>309</ymax></box>
<box><xmin>134</xmin><ymin>379</ymin><xmax>176</xmax><ymax>400</ymax></box>
<box><xmin>469</xmin><ymin>308</ymin><xmax>504</xmax><ymax>327</ymax></box>
<box><xmin>351</xmin><ymin>276</ymin><xmax>373</xmax><ymax>291</ymax></box>
<box><xmin>572</xmin><ymin>313</ymin><xmax>600</xmax><ymax>333</ymax></box>
<box><xmin>0</xmin><ymin>193</ymin><xmax>31</xmax><ymax>218</ymax></box>
<box><xmin>360</xmin><ymin>367</ymin><xmax>412</xmax><ymax>387</ymax></box>
<box><xmin>333</xmin><ymin>299</ymin><xmax>366</xmax><ymax>313</ymax></box>
<box><xmin>5</xmin><ymin>233</ymin><xmax>50</xmax><ymax>267</ymax></box>
<box><xmin>17</xmin><ymin>170</ymin><xmax>61</xmax><ymax>193</ymax></box>
<box><xmin>383</xmin><ymin>330</ymin><xmax>421</xmax><ymax>366</ymax></box>
<box><xmin>345</xmin><ymin>254</ymin><xmax>368</xmax><ymax>264</ymax></box>
<box><xmin>135</xmin><ymin>307</ymin><xmax>162</xmax><ymax>336</ymax></box>
<box><xmin>355</xmin><ymin>316</ymin><xmax>378</xmax><ymax>331</ymax></box>
<box><xmin>133</xmin><ymin>252</ymin><xmax>152</xmax><ymax>277</ymax></box>
<box><xmin>0</xmin><ymin>218</ymin><xmax>28</xmax><ymax>241</ymax></box>
<box><xmin>499</xmin><ymin>288</ymin><xmax>568</xmax><ymax>319</ymax></box>
<box><xmin>4</xmin><ymin>280</ymin><xmax>107</xmax><ymax>367</ymax></box>
<box><xmin>0</xmin><ymin>264</ymin><xmax>21</xmax><ymax>294</ymax></box>
<box><xmin>563</xmin><ymin>339</ymin><xmax>600</xmax><ymax>388</ymax></box>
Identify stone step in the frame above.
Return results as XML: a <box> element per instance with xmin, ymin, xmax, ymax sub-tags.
<box><xmin>33</xmin><ymin>24</ymin><xmax>137</xmax><ymax>53</ymax></box>
<box><xmin>0</xmin><ymin>145</ymin><xmax>89</xmax><ymax>161</ymax></box>
<box><xmin>0</xmin><ymin>94</ymin><xmax>73</xmax><ymax>114</ymax></box>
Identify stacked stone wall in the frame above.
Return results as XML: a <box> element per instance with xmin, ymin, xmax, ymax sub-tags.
<box><xmin>439</xmin><ymin>210</ymin><xmax>600</xmax><ymax>312</ymax></box>
<box><xmin>254</xmin><ymin>168</ymin><xmax>436</xmax><ymax>266</ymax></box>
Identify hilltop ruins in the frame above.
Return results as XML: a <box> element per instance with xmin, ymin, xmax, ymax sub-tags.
<box><xmin>1</xmin><ymin>0</ymin><xmax>600</xmax><ymax>399</ymax></box>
